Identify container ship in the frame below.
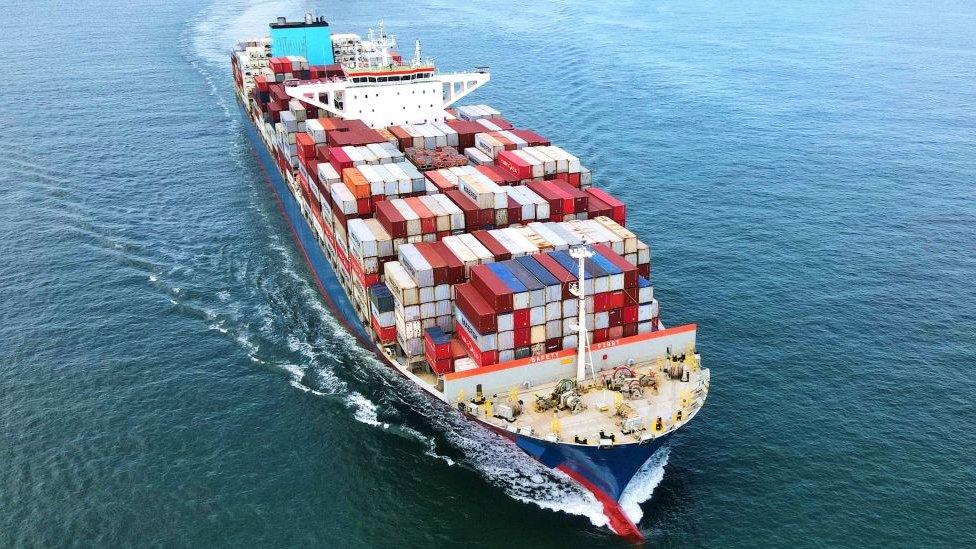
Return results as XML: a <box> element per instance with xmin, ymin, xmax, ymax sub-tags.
<box><xmin>230</xmin><ymin>14</ymin><xmax>709</xmax><ymax>539</ymax></box>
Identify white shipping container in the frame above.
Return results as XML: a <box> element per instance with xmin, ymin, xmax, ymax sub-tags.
<box><xmin>390</xmin><ymin>199</ymin><xmax>422</xmax><ymax>236</ymax></box>
<box><xmin>357</xmin><ymin>164</ymin><xmax>384</xmax><ymax>196</ymax></box>
<box><xmin>465</xmin><ymin>147</ymin><xmax>493</xmax><ymax>165</ymax></box>
<box><xmin>489</xmin><ymin>229</ymin><xmax>525</xmax><ymax>258</ymax></box>
<box><xmin>497</xmin><ymin>130</ymin><xmax>526</xmax><ymax>149</ymax></box>
<box><xmin>637</xmin><ymin>242</ymin><xmax>651</xmax><ymax>265</ymax></box>
<box><xmin>385</xmin><ymin>262</ymin><xmax>419</xmax><ymax>306</ymax></box>
<box><xmin>497</xmin><ymin>313</ymin><xmax>514</xmax><ymax>333</ymax></box>
<box><xmin>342</xmin><ymin>145</ymin><xmax>365</xmax><ymax>166</ymax></box>
<box><xmin>638</xmin><ymin>284</ymin><xmax>654</xmax><ymax>304</ymax></box>
<box><xmin>306</xmin><ymin>119</ymin><xmax>326</xmax><ymax>143</ymax></box>
<box><xmin>347</xmin><ymin>219</ymin><xmax>377</xmax><ymax>258</ymax></box>
<box><xmin>475</xmin><ymin>118</ymin><xmax>501</xmax><ymax>132</ymax></box>
<box><xmin>522</xmin><ymin>147</ymin><xmax>556</xmax><ymax>176</ymax></box>
<box><xmin>457</xmin><ymin>233</ymin><xmax>493</xmax><ymax>263</ymax></box>
<box><xmin>429</xmin><ymin>194</ymin><xmax>465</xmax><ymax>231</ymax></box>
<box><xmin>501</xmin><ymin>227</ymin><xmax>539</xmax><ymax>256</ymax></box>
<box><xmin>442</xmin><ymin>236</ymin><xmax>477</xmax><ymax>274</ymax></box>
<box><xmin>434</xmin><ymin>284</ymin><xmax>452</xmax><ymax>301</ymax></box>
<box><xmin>545</xmin><ymin>302</ymin><xmax>562</xmax><ymax>321</ymax></box>
<box><xmin>530</xmin><ymin>306</ymin><xmax>546</xmax><ymax>326</ymax></box>
<box><xmin>317</xmin><ymin>162</ymin><xmax>341</xmax><ymax>186</ymax></box>
<box><xmin>399</xmin><ymin>244</ymin><xmax>434</xmax><ymax>288</ymax></box>
<box><xmin>330</xmin><ymin>183</ymin><xmax>357</xmax><ymax>215</ymax></box>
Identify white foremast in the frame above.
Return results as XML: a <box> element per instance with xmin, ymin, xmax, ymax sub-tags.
<box><xmin>569</xmin><ymin>246</ymin><xmax>595</xmax><ymax>384</ymax></box>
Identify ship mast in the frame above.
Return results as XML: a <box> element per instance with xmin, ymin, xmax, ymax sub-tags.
<box><xmin>569</xmin><ymin>245</ymin><xmax>595</xmax><ymax>383</ymax></box>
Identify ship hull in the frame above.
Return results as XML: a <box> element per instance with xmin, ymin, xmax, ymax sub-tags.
<box><xmin>238</xmin><ymin>101</ymin><xmax>656</xmax><ymax>539</ymax></box>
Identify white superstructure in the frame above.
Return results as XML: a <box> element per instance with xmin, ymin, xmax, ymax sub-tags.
<box><xmin>284</xmin><ymin>23</ymin><xmax>490</xmax><ymax>128</ymax></box>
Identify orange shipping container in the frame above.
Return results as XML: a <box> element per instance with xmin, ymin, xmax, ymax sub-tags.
<box><xmin>342</xmin><ymin>167</ymin><xmax>371</xmax><ymax>199</ymax></box>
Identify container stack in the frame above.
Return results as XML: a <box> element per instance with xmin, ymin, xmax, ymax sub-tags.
<box><xmin>232</xmin><ymin>53</ymin><xmax>663</xmax><ymax>375</ymax></box>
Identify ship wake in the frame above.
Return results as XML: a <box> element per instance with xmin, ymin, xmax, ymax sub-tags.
<box><xmin>181</xmin><ymin>0</ymin><xmax>669</xmax><ymax>533</ymax></box>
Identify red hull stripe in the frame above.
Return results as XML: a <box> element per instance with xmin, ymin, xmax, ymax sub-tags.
<box><xmin>556</xmin><ymin>465</ymin><xmax>644</xmax><ymax>541</ymax></box>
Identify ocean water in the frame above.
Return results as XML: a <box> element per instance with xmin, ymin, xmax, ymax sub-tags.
<box><xmin>2</xmin><ymin>0</ymin><xmax>974</xmax><ymax>546</ymax></box>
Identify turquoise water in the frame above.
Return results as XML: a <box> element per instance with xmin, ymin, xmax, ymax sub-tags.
<box><xmin>2</xmin><ymin>0</ymin><xmax>974</xmax><ymax>546</ymax></box>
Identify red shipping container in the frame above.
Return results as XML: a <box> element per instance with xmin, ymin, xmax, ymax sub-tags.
<box><xmin>423</xmin><ymin>329</ymin><xmax>452</xmax><ymax>360</ymax></box>
<box><xmin>329</xmin><ymin>147</ymin><xmax>353</xmax><ymax>171</ymax></box>
<box><xmin>483</xmin><ymin>164</ymin><xmax>521</xmax><ymax>185</ymax></box>
<box><xmin>552</xmin><ymin>180</ymin><xmax>589</xmax><ymax>213</ymax></box>
<box><xmin>510</xmin><ymin>129</ymin><xmax>550</xmax><ymax>147</ymax></box>
<box><xmin>593</xmin><ymin>292</ymin><xmax>610</xmax><ymax>312</ymax></box>
<box><xmin>593</xmin><ymin>328</ymin><xmax>608</xmax><ymax>343</ymax></box>
<box><xmin>513</xmin><ymin>308</ymin><xmax>530</xmax><ymax>329</ymax></box>
<box><xmin>608</xmin><ymin>308</ymin><xmax>622</xmax><ymax>327</ymax></box>
<box><xmin>405</xmin><ymin>197</ymin><xmax>437</xmax><ymax>234</ymax></box>
<box><xmin>622</xmin><ymin>305</ymin><xmax>638</xmax><ymax>324</ymax></box>
<box><xmin>415</xmin><ymin>243</ymin><xmax>449</xmax><ymax>285</ymax></box>
<box><xmin>356</xmin><ymin>197</ymin><xmax>372</xmax><ymax>216</ymax></box>
<box><xmin>545</xmin><ymin>181</ymin><xmax>576</xmax><ymax>214</ymax></box>
<box><xmin>451</xmin><ymin>338</ymin><xmax>467</xmax><ymax>359</ymax></box>
<box><xmin>592</xmin><ymin>244</ymin><xmax>639</xmax><ymax>288</ymax></box>
<box><xmin>479</xmin><ymin>206</ymin><xmax>495</xmax><ymax>228</ymax></box>
<box><xmin>534</xmin><ymin>253</ymin><xmax>576</xmax><ymax>299</ymax></box>
<box><xmin>295</xmin><ymin>133</ymin><xmax>317</xmax><ymax>160</ymax></box>
<box><xmin>375</xmin><ymin>201</ymin><xmax>406</xmax><ymax>238</ymax></box>
<box><xmin>623</xmin><ymin>323</ymin><xmax>638</xmax><ymax>337</ymax></box>
<box><xmin>506</xmin><ymin>197</ymin><xmax>522</xmax><ymax>226</ymax></box>
<box><xmin>490</xmin><ymin>116</ymin><xmax>515</xmax><ymax>130</ymax></box>
<box><xmin>371</xmin><ymin>315</ymin><xmax>397</xmax><ymax>343</ymax></box>
<box><xmin>473</xmin><ymin>230</ymin><xmax>511</xmax><ymax>261</ymax></box>
<box><xmin>444</xmin><ymin>190</ymin><xmax>481</xmax><ymax>230</ymax></box>
<box><xmin>609</xmin><ymin>290</ymin><xmax>625</xmax><ymax>309</ymax></box>
<box><xmin>470</xmin><ymin>264</ymin><xmax>513</xmax><ymax>312</ymax></box>
<box><xmin>429</xmin><ymin>242</ymin><xmax>465</xmax><ymax>285</ymax></box>
<box><xmin>454</xmin><ymin>321</ymin><xmax>496</xmax><ymax>367</ymax></box>
<box><xmin>455</xmin><ymin>283</ymin><xmax>497</xmax><ymax>333</ymax></box>
<box><xmin>513</xmin><ymin>327</ymin><xmax>531</xmax><ymax>348</ymax></box>
<box><xmin>496</xmin><ymin>150</ymin><xmax>533</xmax><ymax>180</ymax></box>
<box><xmin>526</xmin><ymin>181</ymin><xmax>564</xmax><ymax>216</ymax></box>
<box><xmin>623</xmin><ymin>290</ymin><xmax>639</xmax><ymax>306</ymax></box>
<box><xmin>585</xmin><ymin>188</ymin><xmax>626</xmax><ymax>225</ymax></box>
<box><xmin>545</xmin><ymin>338</ymin><xmax>561</xmax><ymax>353</ymax></box>
<box><xmin>638</xmin><ymin>263</ymin><xmax>650</xmax><ymax>279</ymax></box>
<box><xmin>387</xmin><ymin>125</ymin><xmax>414</xmax><ymax>151</ymax></box>
<box><xmin>585</xmin><ymin>193</ymin><xmax>613</xmax><ymax>219</ymax></box>
<box><xmin>425</xmin><ymin>171</ymin><xmax>455</xmax><ymax>192</ymax></box>
<box><xmin>475</xmin><ymin>165</ymin><xmax>506</xmax><ymax>185</ymax></box>
<box><xmin>444</xmin><ymin>119</ymin><xmax>484</xmax><ymax>149</ymax></box>
<box><xmin>553</xmin><ymin>172</ymin><xmax>582</xmax><ymax>187</ymax></box>
<box><xmin>608</xmin><ymin>326</ymin><xmax>624</xmax><ymax>340</ymax></box>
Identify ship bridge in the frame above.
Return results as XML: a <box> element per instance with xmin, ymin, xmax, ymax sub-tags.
<box><xmin>284</xmin><ymin>22</ymin><xmax>489</xmax><ymax>127</ymax></box>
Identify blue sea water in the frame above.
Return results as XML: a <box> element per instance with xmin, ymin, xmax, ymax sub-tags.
<box><xmin>2</xmin><ymin>0</ymin><xmax>974</xmax><ymax>546</ymax></box>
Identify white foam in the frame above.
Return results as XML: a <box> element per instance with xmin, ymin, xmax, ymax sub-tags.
<box><xmin>179</xmin><ymin>0</ymin><xmax>625</xmax><ymax>529</ymax></box>
<box><xmin>619</xmin><ymin>447</ymin><xmax>670</xmax><ymax>524</ymax></box>
<box><xmin>346</xmin><ymin>392</ymin><xmax>389</xmax><ymax>429</ymax></box>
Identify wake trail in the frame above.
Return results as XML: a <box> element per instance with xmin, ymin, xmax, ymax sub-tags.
<box><xmin>180</xmin><ymin>0</ymin><xmax>668</xmax><ymax>530</ymax></box>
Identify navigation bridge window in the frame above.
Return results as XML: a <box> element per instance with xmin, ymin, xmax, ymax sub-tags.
<box><xmin>350</xmin><ymin>72</ymin><xmax>433</xmax><ymax>84</ymax></box>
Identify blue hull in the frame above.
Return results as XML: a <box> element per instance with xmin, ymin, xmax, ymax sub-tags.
<box><xmin>239</xmin><ymin>103</ymin><xmax>660</xmax><ymax>537</ymax></box>
<box><xmin>514</xmin><ymin>431</ymin><xmax>670</xmax><ymax>500</ymax></box>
